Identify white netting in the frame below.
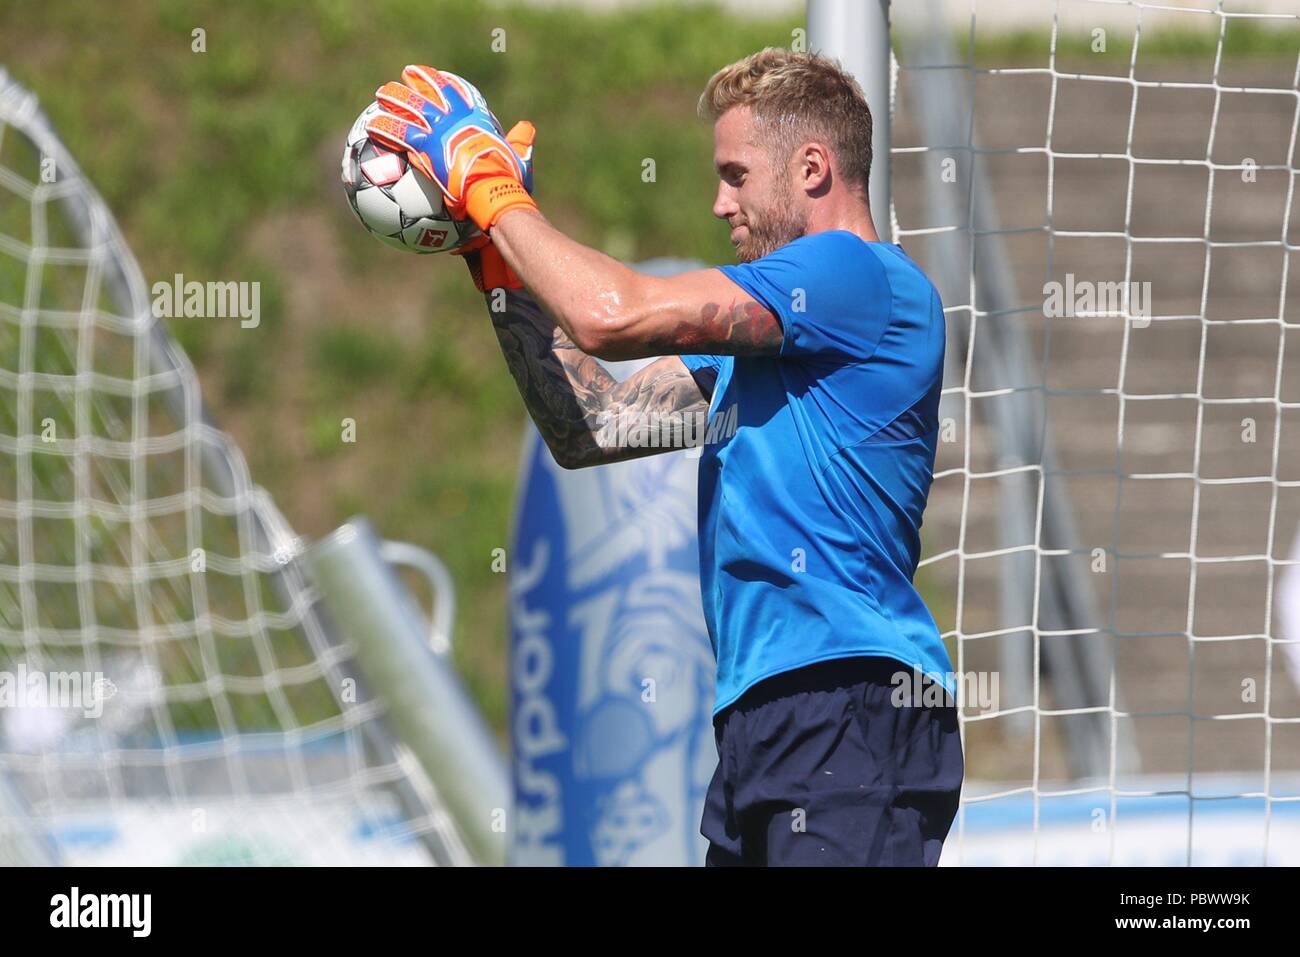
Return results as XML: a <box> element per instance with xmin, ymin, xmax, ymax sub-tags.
<box><xmin>0</xmin><ymin>71</ymin><xmax>466</xmax><ymax>865</ymax></box>
<box><xmin>892</xmin><ymin>0</ymin><xmax>1300</xmax><ymax>864</ymax></box>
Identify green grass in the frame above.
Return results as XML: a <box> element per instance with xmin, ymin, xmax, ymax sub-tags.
<box><xmin>311</xmin><ymin>326</ymin><xmax>405</xmax><ymax>385</ymax></box>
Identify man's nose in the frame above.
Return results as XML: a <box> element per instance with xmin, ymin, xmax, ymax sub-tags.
<box><xmin>713</xmin><ymin>184</ymin><xmax>737</xmax><ymax>221</ymax></box>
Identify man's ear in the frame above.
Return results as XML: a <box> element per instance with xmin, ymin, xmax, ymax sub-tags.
<box><xmin>799</xmin><ymin>141</ymin><xmax>833</xmax><ymax>194</ymax></box>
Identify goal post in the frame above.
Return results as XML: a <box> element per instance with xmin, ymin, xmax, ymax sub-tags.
<box><xmin>807</xmin><ymin>0</ymin><xmax>893</xmax><ymax>228</ymax></box>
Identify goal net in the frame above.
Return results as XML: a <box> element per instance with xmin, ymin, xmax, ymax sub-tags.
<box><xmin>888</xmin><ymin>0</ymin><xmax>1300</xmax><ymax>864</ymax></box>
<box><xmin>0</xmin><ymin>70</ymin><xmax>468</xmax><ymax>865</ymax></box>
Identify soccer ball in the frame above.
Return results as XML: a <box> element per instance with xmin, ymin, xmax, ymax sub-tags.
<box><xmin>340</xmin><ymin>102</ymin><xmax>480</xmax><ymax>254</ymax></box>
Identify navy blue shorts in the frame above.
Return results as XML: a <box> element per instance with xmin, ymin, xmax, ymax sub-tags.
<box><xmin>701</xmin><ymin>655</ymin><xmax>963</xmax><ymax>866</ymax></box>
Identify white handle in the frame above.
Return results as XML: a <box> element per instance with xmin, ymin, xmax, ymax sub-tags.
<box><xmin>379</xmin><ymin>540</ymin><xmax>456</xmax><ymax>656</ymax></box>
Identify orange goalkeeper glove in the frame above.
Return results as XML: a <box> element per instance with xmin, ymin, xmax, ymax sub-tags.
<box><xmin>366</xmin><ymin>65</ymin><xmax>538</xmax><ymax>233</ymax></box>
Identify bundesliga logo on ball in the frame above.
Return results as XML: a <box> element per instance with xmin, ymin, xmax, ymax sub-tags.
<box><xmin>340</xmin><ymin>102</ymin><xmax>481</xmax><ymax>254</ymax></box>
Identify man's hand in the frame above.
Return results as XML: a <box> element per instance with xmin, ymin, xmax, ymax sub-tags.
<box><xmin>365</xmin><ymin>64</ymin><xmax>537</xmax><ymax>231</ymax></box>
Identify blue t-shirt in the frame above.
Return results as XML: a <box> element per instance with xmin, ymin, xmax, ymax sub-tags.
<box><xmin>680</xmin><ymin>230</ymin><xmax>952</xmax><ymax>715</ymax></box>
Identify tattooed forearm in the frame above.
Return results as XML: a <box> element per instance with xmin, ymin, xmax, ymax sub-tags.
<box><xmin>640</xmin><ymin>299</ymin><xmax>783</xmax><ymax>356</ymax></box>
<box><xmin>488</xmin><ymin>288</ymin><xmax>711</xmax><ymax>469</ymax></box>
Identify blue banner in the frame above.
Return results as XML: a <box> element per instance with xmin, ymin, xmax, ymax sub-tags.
<box><xmin>508</xmin><ymin>412</ymin><xmax>716</xmax><ymax>866</ymax></box>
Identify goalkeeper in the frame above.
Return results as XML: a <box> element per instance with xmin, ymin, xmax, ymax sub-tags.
<box><xmin>366</xmin><ymin>50</ymin><xmax>963</xmax><ymax>866</ymax></box>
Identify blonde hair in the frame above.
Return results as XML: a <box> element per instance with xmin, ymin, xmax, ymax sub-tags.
<box><xmin>698</xmin><ymin>47</ymin><xmax>873</xmax><ymax>198</ymax></box>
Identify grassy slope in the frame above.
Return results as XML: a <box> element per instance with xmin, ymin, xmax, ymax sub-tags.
<box><xmin>1</xmin><ymin>0</ymin><xmax>1294</xmax><ymax>737</ymax></box>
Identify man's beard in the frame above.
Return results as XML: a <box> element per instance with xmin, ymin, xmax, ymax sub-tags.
<box><xmin>732</xmin><ymin>188</ymin><xmax>808</xmax><ymax>263</ymax></box>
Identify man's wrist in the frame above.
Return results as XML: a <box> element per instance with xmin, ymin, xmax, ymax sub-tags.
<box><xmin>465</xmin><ymin>177</ymin><xmax>538</xmax><ymax>233</ymax></box>
<box><xmin>490</xmin><ymin>205</ymin><xmax>544</xmax><ymax>231</ymax></box>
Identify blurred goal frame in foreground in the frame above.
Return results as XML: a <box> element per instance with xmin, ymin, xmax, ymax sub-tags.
<box><xmin>0</xmin><ymin>68</ymin><xmax>505</xmax><ymax>866</ymax></box>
